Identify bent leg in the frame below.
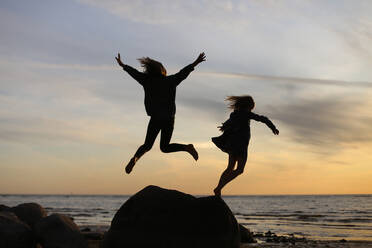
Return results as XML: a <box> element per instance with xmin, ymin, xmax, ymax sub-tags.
<box><xmin>214</xmin><ymin>154</ymin><xmax>237</xmax><ymax>196</ymax></box>
<box><xmin>234</xmin><ymin>153</ymin><xmax>247</xmax><ymax>175</ymax></box>
<box><xmin>214</xmin><ymin>152</ymin><xmax>247</xmax><ymax>196</ymax></box>
<box><xmin>134</xmin><ymin>119</ymin><xmax>160</xmax><ymax>158</ymax></box>
<box><xmin>159</xmin><ymin>118</ymin><xmax>198</xmax><ymax>160</ymax></box>
<box><xmin>126</xmin><ymin>118</ymin><xmax>160</xmax><ymax>174</ymax></box>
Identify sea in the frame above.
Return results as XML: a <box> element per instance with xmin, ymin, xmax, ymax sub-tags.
<box><xmin>1</xmin><ymin>194</ymin><xmax>371</xmax><ymax>241</ymax></box>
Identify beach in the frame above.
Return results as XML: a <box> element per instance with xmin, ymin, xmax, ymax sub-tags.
<box><xmin>1</xmin><ymin>194</ymin><xmax>372</xmax><ymax>247</ymax></box>
<box><xmin>3</xmin><ymin>194</ymin><xmax>371</xmax><ymax>241</ymax></box>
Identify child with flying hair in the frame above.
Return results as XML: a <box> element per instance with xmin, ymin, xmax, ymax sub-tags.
<box><xmin>115</xmin><ymin>52</ymin><xmax>206</xmax><ymax>174</ymax></box>
<box><xmin>212</xmin><ymin>95</ymin><xmax>279</xmax><ymax>196</ymax></box>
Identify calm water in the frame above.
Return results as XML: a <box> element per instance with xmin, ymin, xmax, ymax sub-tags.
<box><xmin>1</xmin><ymin>194</ymin><xmax>371</xmax><ymax>241</ymax></box>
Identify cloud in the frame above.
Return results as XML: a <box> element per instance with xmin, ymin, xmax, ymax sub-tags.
<box><xmin>2</xmin><ymin>0</ymin><xmax>372</xmax><ymax>194</ymax></box>
<box><xmin>4</xmin><ymin>58</ymin><xmax>371</xmax><ymax>88</ymax></box>
<box><xmin>267</xmin><ymin>95</ymin><xmax>372</xmax><ymax>153</ymax></box>
<box><xmin>201</xmin><ymin>71</ymin><xmax>372</xmax><ymax>88</ymax></box>
<box><xmin>0</xmin><ymin>114</ymin><xmax>128</xmax><ymax>146</ymax></box>
<box><xmin>178</xmin><ymin>96</ymin><xmax>226</xmax><ymax>121</ymax></box>
<box><xmin>0</xmin><ymin>58</ymin><xmax>143</xmax><ymax>147</ymax></box>
<box><xmin>75</xmin><ymin>0</ymin><xmax>372</xmax><ymax>82</ymax></box>
<box><xmin>2</xmin><ymin>57</ymin><xmax>371</xmax><ymax>157</ymax></box>
<box><xmin>0</xmin><ymin>59</ymin><xmax>114</xmax><ymax>71</ymax></box>
<box><xmin>333</xmin><ymin>17</ymin><xmax>372</xmax><ymax>60</ymax></box>
<box><xmin>77</xmin><ymin>0</ymin><xmax>251</xmax><ymax>27</ymax></box>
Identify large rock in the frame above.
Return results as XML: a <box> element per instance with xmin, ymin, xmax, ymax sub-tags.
<box><xmin>103</xmin><ymin>185</ymin><xmax>240</xmax><ymax>248</ymax></box>
<box><xmin>0</xmin><ymin>211</ymin><xmax>35</xmax><ymax>248</ymax></box>
<box><xmin>34</xmin><ymin>213</ymin><xmax>88</xmax><ymax>248</ymax></box>
<box><xmin>11</xmin><ymin>203</ymin><xmax>47</xmax><ymax>228</ymax></box>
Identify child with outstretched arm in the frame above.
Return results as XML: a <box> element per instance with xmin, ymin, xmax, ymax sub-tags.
<box><xmin>115</xmin><ymin>52</ymin><xmax>206</xmax><ymax>174</ymax></box>
<box><xmin>212</xmin><ymin>95</ymin><xmax>279</xmax><ymax>196</ymax></box>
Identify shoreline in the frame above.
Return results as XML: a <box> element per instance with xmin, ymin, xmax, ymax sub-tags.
<box><xmin>80</xmin><ymin>225</ymin><xmax>372</xmax><ymax>248</ymax></box>
<box><xmin>79</xmin><ymin>224</ymin><xmax>372</xmax><ymax>242</ymax></box>
<box><xmin>2</xmin><ymin>194</ymin><xmax>371</xmax><ymax>242</ymax></box>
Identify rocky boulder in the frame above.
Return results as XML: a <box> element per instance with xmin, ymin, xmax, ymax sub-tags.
<box><xmin>103</xmin><ymin>185</ymin><xmax>240</xmax><ymax>248</ymax></box>
<box><xmin>11</xmin><ymin>203</ymin><xmax>47</xmax><ymax>228</ymax></box>
<box><xmin>0</xmin><ymin>211</ymin><xmax>35</xmax><ymax>248</ymax></box>
<box><xmin>34</xmin><ymin>213</ymin><xmax>88</xmax><ymax>248</ymax></box>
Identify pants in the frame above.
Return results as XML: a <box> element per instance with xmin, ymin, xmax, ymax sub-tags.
<box><xmin>133</xmin><ymin>116</ymin><xmax>188</xmax><ymax>158</ymax></box>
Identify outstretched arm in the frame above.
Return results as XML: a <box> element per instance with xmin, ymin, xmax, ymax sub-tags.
<box><xmin>172</xmin><ymin>52</ymin><xmax>206</xmax><ymax>85</ymax></box>
<box><xmin>115</xmin><ymin>53</ymin><xmax>125</xmax><ymax>67</ymax></box>
<box><xmin>191</xmin><ymin>52</ymin><xmax>206</xmax><ymax>68</ymax></box>
<box><xmin>250</xmin><ymin>112</ymin><xmax>279</xmax><ymax>135</ymax></box>
<box><xmin>115</xmin><ymin>53</ymin><xmax>145</xmax><ymax>85</ymax></box>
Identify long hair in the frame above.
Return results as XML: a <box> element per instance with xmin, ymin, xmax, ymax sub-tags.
<box><xmin>137</xmin><ymin>57</ymin><xmax>167</xmax><ymax>76</ymax></box>
<box><xmin>226</xmin><ymin>95</ymin><xmax>255</xmax><ymax>111</ymax></box>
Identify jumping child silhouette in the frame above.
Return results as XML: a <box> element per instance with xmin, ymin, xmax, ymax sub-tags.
<box><xmin>115</xmin><ymin>52</ymin><xmax>206</xmax><ymax>174</ymax></box>
<box><xmin>212</xmin><ymin>95</ymin><xmax>279</xmax><ymax>196</ymax></box>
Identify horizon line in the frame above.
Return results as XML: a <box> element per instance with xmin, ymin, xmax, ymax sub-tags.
<box><xmin>1</xmin><ymin>193</ymin><xmax>371</xmax><ymax>196</ymax></box>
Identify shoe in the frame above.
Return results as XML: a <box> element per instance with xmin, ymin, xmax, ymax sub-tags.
<box><xmin>188</xmin><ymin>144</ymin><xmax>199</xmax><ymax>161</ymax></box>
<box><xmin>214</xmin><ymin>188</ymin><xmax>221</xmax><ymax>197</ymax></box>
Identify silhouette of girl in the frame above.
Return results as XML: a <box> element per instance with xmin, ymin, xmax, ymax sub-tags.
<box><xmin>115</xmin><ymin>52</ymin><xmax>206</xmax><ymax>174</ymax></box>
<box><xmin>212</xmin><ymin>95</ymin><xmax>279</xmax><ymax>196</ymax></box>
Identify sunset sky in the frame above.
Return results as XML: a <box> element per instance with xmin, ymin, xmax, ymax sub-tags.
<box><xmin>1</xmin><ymin>0</ymin><xmax>372</xmax><ymax>195</ymax></box>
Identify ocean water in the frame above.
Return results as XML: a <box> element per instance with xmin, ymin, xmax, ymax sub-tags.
<box><xmin>1</xmin><ymin>194</ymin><xmax>371</xmax><ymax>241</ymax></box>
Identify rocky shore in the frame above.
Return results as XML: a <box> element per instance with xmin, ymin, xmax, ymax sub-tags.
<box><xmin>1</xmin><ymin>186</ymin><xmax>371</xmax><ymax>248</ymax></box>
<box><xmin>82</xmin><ymin>227</ymin><xmax>372</xmax><ymax>248</ymax></box>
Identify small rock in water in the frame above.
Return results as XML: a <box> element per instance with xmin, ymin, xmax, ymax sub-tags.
<box><xmin>340</xmin><ymin>239</ymin><xmax>347</xmax><ymax>242</ymax></box>
<box><xmin>265</xmin><ymin>230</ymin><xmax>274</xmax><ymax>237</ymax></box>
<box><xmin>253</xmin><ymin>232</ymin><xmax>264</xmax><ymax>237</ymax></box>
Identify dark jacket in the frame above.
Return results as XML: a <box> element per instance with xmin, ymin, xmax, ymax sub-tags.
<box><xmin>123</xmin><ymin>64</ymin><xmax>194</xmax><ymax>118</ymax></box>
<box><xmin>212</xmin><ymin>109</ymin><xmax>276</xmax><ymax>155</ymax></box>
<box><xmin>221</xmin><ymin>110</ymin><xmax>276</xmax><ymax>141</ymax></box>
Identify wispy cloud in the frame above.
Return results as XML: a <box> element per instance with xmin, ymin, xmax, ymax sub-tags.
<box><xmin>1</xmin><ymin>0</ymin><xmax>372</xmax><ymax>193</ymax></box>
<box><xmin>0</xmin><ymin>112</ymin><xmax>130</xmax><ymax>146</ymax></box>
<box><xmin>77</xmin><ymin>0</ymin><xmax>252</xmax><ymax>27</ymax></box>
<box><xmin>268</xmin><ymin>95</ymin><xmax>372</xmax><ymax>153</ymax></box>
<box><xmin>201</xmin><ymin>71</ymin><xmax>372</xmax><ymax>88</ymax></box>
<box><xmin>0</xmin><ymin>59</ymin><xmax>114</xmax><ymax>71</ymax></box>
<box><xmin>2</xmin><ymin>57</ymin><xmax>371</xmax><ymax>155</ymax></box>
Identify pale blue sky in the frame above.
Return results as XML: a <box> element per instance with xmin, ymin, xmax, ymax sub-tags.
<box><xmin>1</xmin><ymin>0</ymin><xmax>372</xmax><ymax>194</ymax></box>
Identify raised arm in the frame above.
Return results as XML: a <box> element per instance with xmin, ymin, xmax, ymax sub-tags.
<box><xmin>191</xmin><ymin>52</ymin><xmax>206</xmax><ymax>68</ymax></box>
<box><xmin>172</xmin><ymin>52</ymin><xmax>206</xmax><ymax>85</ymax></box>
<box><xmin>250</xmin><ymin>112</ymin><xmax>279</xmax><ymax>135</ymax></box>
<box><xmin>115</xmin><ymin>53</ymin><xmax>145</xmax><ymax>85</ymax></box>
